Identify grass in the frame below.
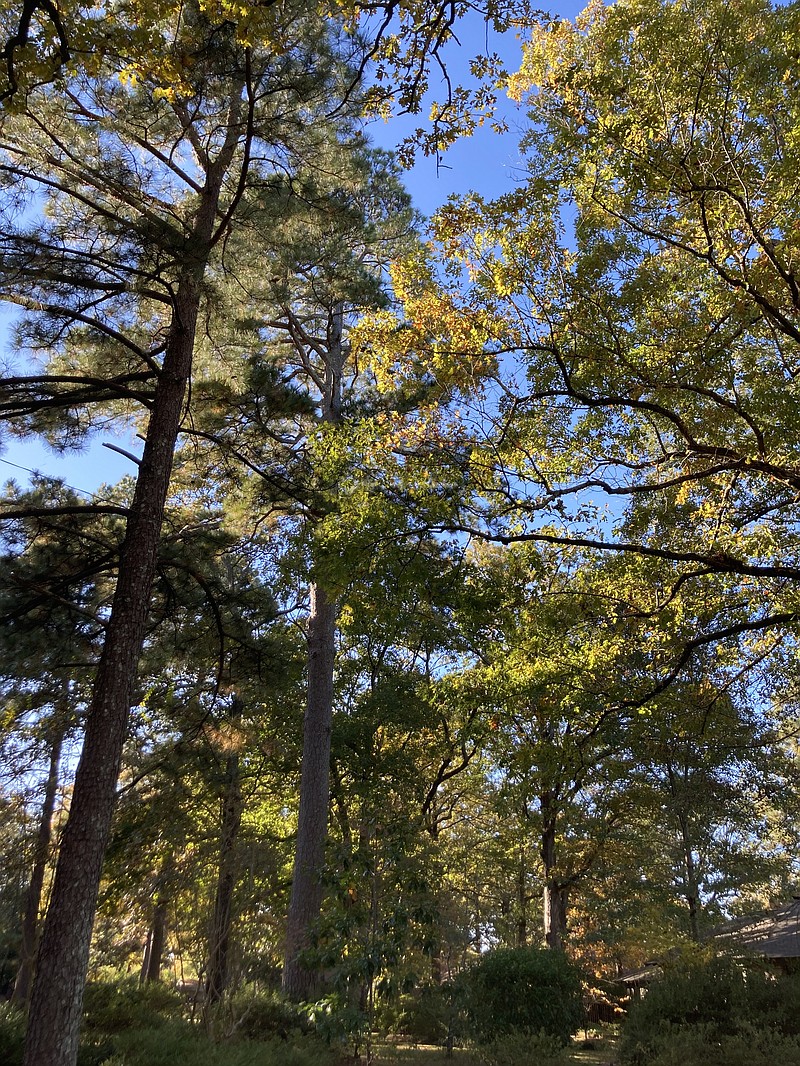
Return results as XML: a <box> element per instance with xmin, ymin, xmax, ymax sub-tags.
<box><xmin>361</xmin><ymin>1032</ymin><xmax>618</xmax><ymax>1066</ymax></box>
<box><xmin>366</xmin><ymin>1049</ymin><xmax>476</xmax><ymax>1065</ymax></box>
<box><xmin>570</xmin><ymin>1034</ymin><xmax>618</xmax><ymax>1065</ymax></box>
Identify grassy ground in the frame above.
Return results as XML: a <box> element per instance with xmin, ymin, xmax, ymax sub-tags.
<box><xmin>363</xmin><ymin>1033</ymin><xmax>618</xmax><ymax>1066</ymax></box>
<box><xmin>570</xmin><ymin>1035</ymin><xmax>618</xmax><ymax>1065</ymax></box>
<box><xmin>365</xmin><ymin>1050</ymin><xmax>477</xmax><ymax>1065</ymax></box>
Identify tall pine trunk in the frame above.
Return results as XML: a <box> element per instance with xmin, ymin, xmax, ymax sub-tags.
<box><xmin>11</xmin><ymin>723</ymin><xmax>63</xmax><ymax>1008</ymax></box>
<box><xmin>282</xmin><ymin>582</ymin><xmax>337</xmax><ymax>1000</ymax></box>
<box><xmin>282</xmin><ymin>305</ymin><xmax>343</xmax><ymax>1001</ymax></box>
<box><xmin>22</xmin><ymin>131</ymin><xmax>242</xmax><ymax>1066</ymax></box>
<box><xmin>23</xmin><ymin>278</ymin><xmax>202</xmax><ymax>1066</ymax></box>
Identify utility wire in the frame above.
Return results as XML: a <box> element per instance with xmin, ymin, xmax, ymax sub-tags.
<box><xmin>0</xmin><ymin>455</ymin><xmax>109</xmax><ymax>502</ymax></box>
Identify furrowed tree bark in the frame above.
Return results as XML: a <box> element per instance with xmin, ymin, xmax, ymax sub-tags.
<box><xmin>22</xmin><ymin>130</ymin><xmax>241</xmax><ymax>1065</ymax></box>
<box><xmin>542</xmin><ymin>877</ymin><xmax>568</xmax><ymax>952</ymax></box>
<box><xmin>11</xmin><ymin>723</ymin><xmax>63</xmax><ymax>1008</ymax></box>
<box><xmin>282</xmin><ymin>305</ymin><xmax>343</xmax><ymax>1002</ymax></box>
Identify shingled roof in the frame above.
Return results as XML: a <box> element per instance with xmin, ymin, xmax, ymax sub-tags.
<box><xmin>617</xmin><ymin>897</ymin><xmax>800</xmax><ymax>989</ymax></box>
<box><xmin>713</xmin><ymin>897</ymin><xmax>800</xmax><ymax>959</ymax></box>
<box><xmin>617</xmin><ymin>960</ymin><xmax>662</xmax><ymax>989</ymax></box>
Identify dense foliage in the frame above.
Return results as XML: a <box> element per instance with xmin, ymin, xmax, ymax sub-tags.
<box><xmin>620</xmin><ymin>953</ymin><xmax>800</xmax><ymax>1066</ymax></box>
<box><xmin>1</xmin><ymin>0</ymin><xmax>800</xmax><ymax>1064</ymax></box>
<box><xmin>464</xmin><ymin>946</ymin><xmax>585</xmax><ymax>1045</ymax></box>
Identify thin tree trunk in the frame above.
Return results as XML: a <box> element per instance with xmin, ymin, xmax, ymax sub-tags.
<box><xmin>12</xmin><ymin>726</ymin><xmax>63</xmax><ymax>1008</ymax></box>
<box><xmin>204</xmin><ymin>697</ymin><xmax>245</xmax><ymax>1011</ymax></box>
<box><xmin>282</xmin><ymin>581</ymin><xmax>337</xmax><ymax>1000</ymax></box>
<box><xmin>282</xmin><ymin>305</ymin><xmax>343</xmax><ymax>1002</ymax></box>
<box><xmin>330</xmin><ymin>761</ymin><xmax>353</xmax><ymax>857</ymax></box>
<box><xmin>541</xmin><ymin>796</ymin><xmax>568</xmax><ymax>951</ymax></box>
<box><xmin>141</xmin><ymin>852</ymin><xmax>174</xmax><ymax>984</ymax></box>
<box><xmin>142</xmin><ymin>898</ymin><xmax>168</xmax><ymax>984</ymax></box>
<box><xmin>140</xmin><ymin>928</ymin><xmax>153</xmax><ymax>984</ymax></box>
<box><xmin>22</xmin><ymin>127</ymin><xmax>242</xmax><ymax>1065</ymax></box>
<box><xmin>677</xmin><ymin>809</ymin><xmax>701</xmax><ymax>941</ymax></box>
<box><xmin>516</xmin><ymin>839</ymin><xmax>528</xmax><ymax>948</ymax></box>
<box><xmin>667</xmin><ymin>763</ymin><xmax>701</xmax><ymax>941</ymax></box>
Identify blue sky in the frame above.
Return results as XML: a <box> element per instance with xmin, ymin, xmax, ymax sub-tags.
<box><xmin>372</xmin><ymin>2</ymin><xmax>586</xmax><ymax>214</ymax></box>
<box><xmin>0</xmin><ymin>2</ymin><xmax>586</xmax><ymax>497</ymax></box>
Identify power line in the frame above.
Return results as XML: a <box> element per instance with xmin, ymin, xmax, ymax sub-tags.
<box><xmin>0</xmin><ymin>456</ymin><xmax>107</xmax><ymax>502</ymax></box>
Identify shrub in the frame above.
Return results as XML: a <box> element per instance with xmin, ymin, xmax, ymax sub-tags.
<box><xmin>0</xmin><ymin>1005</ymin><xmax>114</xmax><ymax>1066</ymax></box>
<box><xmin>619</xmin><ymin>953</ymin><xmax>800</xmax><ymax>1066</ymax></box>
<box><xmin>474</xmin><ymin>1029</ymin><xmax>570</xmax><ymax>1066</ymax></box>
<box><xmin>744</xmin><ymin>964</ymin><xmax>800</xmax><ymax>1036</ymax></box>
<box><xmin>624</xmin><ymin>1020</ymin><xmax>800</xmax><ymax>1066</ymax></box>
<box><xmin>210</xmin><ymin>988</ymin><xmax>309</xmax><ymax>1041</ymax></box>
<box><xmin>620</xmin><ymin>951</ymin><xmax>744</xmax><ymax>1061</ymax></box>
<box><xmin>463</xmin><ymin>947</ymin><xmax>584</xmax><ymax>1046</ymax></box>
<box><xmin>304</xmin><ymin>991</ymin><xmax>368</xmax><ymax>1051</ymax></box>
<box><xmin>0</xmin><ymin>987</ymin><xmax>337</xmax><ymax>1066</ymax></box>
<box><xmin>77</xmin><ymin>1036</ymin><xmax>117</xmax><ymax>1066</ymax></box>
<box><xmin>378</xmin><ymin>980</ymin><xmax>467</xmax><ymax>1046</ymax></box>
<box><xmin>83</xmin><ymin>976</ymin><xmax>183</xmax><ymax>1035</ymax></box>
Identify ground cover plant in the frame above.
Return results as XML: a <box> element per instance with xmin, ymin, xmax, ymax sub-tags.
<box><xmin>0</xmin><ymin>983</ymin><xmax>338</xmax><ymax>1066</ymax></box>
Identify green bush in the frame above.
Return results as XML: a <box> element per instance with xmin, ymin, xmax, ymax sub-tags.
<box><xmin>0</xmin><ymin>1005</ymin><xmax>114</xmax><ymax>1066</ymax></box>
<box><xmin>623</xmin><ymin>1020</ymin><xmax>800</xmax><ymax>1066</ymax></box>
<box><xmin>304</xmin><ymin>991</ymin><xmax>368</xmax><ymax>1051</ymax></box>
<box><xmin>474</xmin><ymin>1028</ymin><xmax>570</xmax><ymax>1066</ymax></box>
<box><xmin>620</xmin><ymin>952</ymin><xmax>744</xmax><ymax>1060</ymax></box>
<box><xmin>463</xmin><ymin>947</ymin><xmax>584</xmax><ymax>1046</ymax></box>
<box><xmin>77</xmin><ymin>1036</ymin><xmax>117</xmax><ymax>1066</ymax></box>
<box><xmin>619</xmin><ymin>954</ymin><xmax>800</xmax><ymax>1066</ymax></box>
<box><xmin>83</xmin><ymin>976</ymin><xmax>183</xmax><ymax>1034</ymax></box>
<box><xmin>745</xmin><ymin>965</ymin><xmax>800</xmax><ymax>1036</ymax></box>
<box><xmin>210</xmin><ymin>989</ymin><xmax>309</xmax><ymax>1041</ymax></box>
<box><xmin>0</xmin><ymin>991</ymin><xmax>336</xmax><ymax>1066</ymax></box>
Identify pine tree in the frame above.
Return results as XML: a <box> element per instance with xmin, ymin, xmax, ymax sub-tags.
<box><xmin>0</xmin><ymin>7</ymin><xmax>376</xmax><ymax>1062</ymax></box>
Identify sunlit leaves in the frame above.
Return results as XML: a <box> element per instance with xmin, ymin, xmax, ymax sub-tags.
<box><xmin>390</xmin><ymin>0</ymin><xmax>800</xmax><ymax>636</ymax></box>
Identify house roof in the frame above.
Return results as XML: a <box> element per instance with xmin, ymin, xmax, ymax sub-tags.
<box><xmin>616</xmin><ymin>898</ymin><xmax>800</xmax><ymax>986</ymax></box>
<box><xmin>713</xmin><ymin>896</ymin><xmax>800</xmax><ymax>959</ymax></box>
<box><xmin>617</xmin><ymin>961</ymin><xmax>662</xmax><ymax>987</ymax></box>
